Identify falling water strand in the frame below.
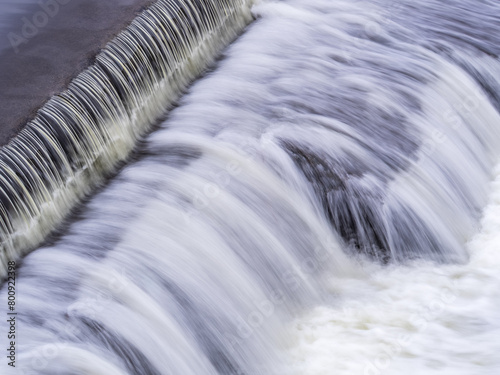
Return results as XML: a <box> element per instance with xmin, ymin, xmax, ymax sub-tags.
<box><xmin>0</xmin><ymin>0</ymin><xmax>254</xmax><ymax>277</ymax></box>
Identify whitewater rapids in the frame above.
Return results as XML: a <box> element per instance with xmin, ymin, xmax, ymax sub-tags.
<box><xmin>1</xmin><ymin>0</ymin><xmax>500</xmax><ymax>374</ymax></box>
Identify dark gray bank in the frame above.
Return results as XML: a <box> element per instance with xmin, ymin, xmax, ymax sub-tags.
<box><xmin>0</xmin><ymin>0</ymin><xmax>154</xmax><ymax>145</ymax></box>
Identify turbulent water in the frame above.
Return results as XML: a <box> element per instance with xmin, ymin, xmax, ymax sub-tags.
<box><xmin>1</xmin><ymin>0</ymin><xmax>500</xmax><ymax>374</ymax></box>
<box><xmin>289</xmin><ymin>164</ymin><xmax>500</xmax><ymax>375</ymax></box>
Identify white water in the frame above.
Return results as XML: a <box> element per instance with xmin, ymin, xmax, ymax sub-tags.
<box><xmin>288</xmin><ymin>162</ymin><xmax>500</xmax><ymax>375</ymax></box>
<box><xmin>1</xmin><ymin>0</ymin><xmax>500</xmax><ymax>374</ymax></box>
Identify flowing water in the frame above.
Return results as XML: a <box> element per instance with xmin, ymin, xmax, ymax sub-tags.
<box><xmin>288</xmin><ymin>163</ymin><xmax>500</xmax><ymax>375</ymax></box>
<box><xmin>0</xmin><ymin>0</ymin><xmax>253</xmax><ymax>275</ymax></box>
<box><xmin>1</xmin><ymin>0</ymin><xmax>500</xmax><ymax>374</ymax></box>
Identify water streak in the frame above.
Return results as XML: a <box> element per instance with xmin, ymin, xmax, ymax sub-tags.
<box><xmin>0</xmin><ymin>0</ymin><xmax>253</xmax><ymax>277</ymax></box>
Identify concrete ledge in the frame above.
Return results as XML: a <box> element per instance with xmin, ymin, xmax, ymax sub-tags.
<box><xmin>0</xmin><ymin>0</ymin><xmax>154</xmax><ymax>145</ymax></box>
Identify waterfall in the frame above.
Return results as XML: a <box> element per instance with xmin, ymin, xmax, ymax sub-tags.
<box><xmin>1</xmin><ymin>0</ymin><xmax>500</xmax><ymax>374</ymax></box>
<box><xmin>0</xmin><ymin>0</ymin><xmax>253</xmax><ymax>277</ymax></box>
